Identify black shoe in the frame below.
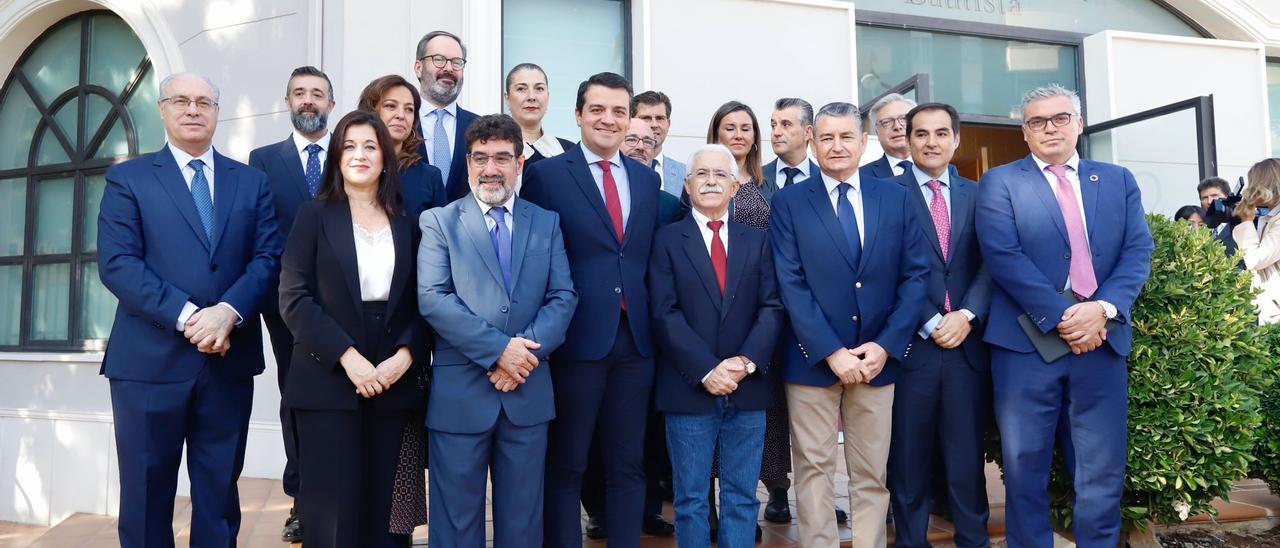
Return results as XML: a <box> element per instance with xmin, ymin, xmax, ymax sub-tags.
<box><xmin>763</xmin><ymin>488</ymin><xmax>791</xmax><ymax>523</ymax></box>
<box><xmin>281</xmin><ymin>505</ymin><xmax>303</xmax><ymax>543</ymax></box>
<box><xmin>756</xmin><ymin>524</ymin><xmax>763</xmax><ymax>541</ymax></box>
<box><xmin>585</xmin><ymin>516</ymin><xmax>607</xmax><ymax>540</ymax></box>
<box><xmin>642</xmin><ymin>513</ymin><xmax>674</xmax><ymax>536</ymax></box>
<box><xmin>835</xmin><ymin>507</ymin><xmax>848</xmax><ymax>524</ymax></box>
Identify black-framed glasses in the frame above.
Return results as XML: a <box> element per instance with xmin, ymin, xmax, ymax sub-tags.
<box><xmin>468</xmin><ymin>152</ymin><xmax>515</xmax><ymax>167</ymax></box>
<box><xmin>161</xmin><ymin>96</ymin><xmax>218</xmax><ymax>111</ymax></box>
<box><xmin>420</xmin><ymin>54</ymin><xmax>467</xmax><ymax>70</ymax></box>
<box><xmin>875</xmin><ymin>116</ymin><xmax>906</xmax><ymax>129</ymax></box>
<box><xmin>689</xmin><ymin>169</ymin><xmax>734</xmax><ymax>183</ymax></box>
<box><xmin>624</xmin><ymin>135</ymin><xmax>657</xmax><ymax>150</ymax></box>
<box><xmin>1024</xmin><ymin>112</ymin><xmax>1075</xmax><ymax>132</ymax></box>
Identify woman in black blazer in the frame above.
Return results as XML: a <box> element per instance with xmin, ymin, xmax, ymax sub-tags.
<box><xmin>358</xmin><ymin>75</ymin><xmax>447</xmax><ymax>222</ymax></box>
<box><xmin>279</xmin><ymin>110</ymin><xmax>426</xmax><ymax>548</ymax></box>
<box><xmin>504</xmin><ymin>62</ymin><xmax>575</xmax><ymax>174</ymax></box>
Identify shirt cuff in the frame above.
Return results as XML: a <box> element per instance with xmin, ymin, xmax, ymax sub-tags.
<box><xmin>959</xmin><ymin>308</ymin><xmax>975</xmax><ymax>322</ymax></box>
<box><xmin>176</xmin><ymin>301</ymin><xmax>199</xmax><ymax>331</ymax></box>
<box><xmin>217</xmin><ymin>302</ymin><xmax>244</xmax><ymax>326</ymax></box>
<box><xmin>701</xmin><ymin>369</ymin><xmax>714</xmax><ymax>384</ymax></box>
<box><xmin>918</xmin><ymin>313</ymin><xmax>943</xmax><ymax>339</ymax></box>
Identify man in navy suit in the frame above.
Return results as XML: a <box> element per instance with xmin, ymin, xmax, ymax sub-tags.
<box><xmin>246</xmin><ymin>65</ymin><xmax>335</xmax><ymax>542</ymax></box>
<box><xmin>761</xmin><ymin>97</ymin><xmax>820</xmax><ymax>205</ymax></box>
<box><xmin>886</xmin><ymin>102</ymin><xmax>992</xmax><ymax>548</ymax></box>
<box><xmin>770</xmin><ymin>101</ymin><xmax>929</xmax><ymax>548</ymax></box>
<box><xmin>650</xmin><ymin>144</ymin><xmax>784</xmax><ymax>546</ymax></box>
<box><xmin>418</xmin><ymin>114</ymin><xmax>578</xmax><ymax>547</ymax></box>
<box><xmin>976</xmin><ymin>85</ymin><xmax>1154</xmax><ymax>547</ymax></box>
<box><xmin>97</xmin><ymin>73</ymin><xmax>282</xmax><ymax>547</ymax></box>
<box><xmin>414</xmin><ymin>29</ymin><xmax>479</xmax><ymax>202</ymax></box>
<box><xmin>633</xmin><ymin>90</ymin><xmax>687</xmax><ymax>196</ymax></box>
<box><xmin>521</xmin><ymin>72</ymin><xmax>662</xmax><ymax>548</ymax></box>
<box><xmin>859</xmin><ymin>93</ymin><xmax>917</xmax><ymax>180</ymax></box>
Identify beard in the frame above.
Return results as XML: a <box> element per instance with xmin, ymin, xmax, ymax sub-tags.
<box><xmin>426</xmin><ymin>76</ymin><xmax>462</xmax><ymax>106</ymax></box>
<box><xmin>291</xmin><ymin>109</ymin><xmax>328</xmax><ymax>135</ymax></box>
<box><xmin>475</xmin><ymin>178</ymin><xmax>514</xmax><ymax>207</ymax></box>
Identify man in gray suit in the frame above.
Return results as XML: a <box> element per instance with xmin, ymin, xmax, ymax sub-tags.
<box><xmin>633</xmin><ymin>90</ymin><xmax>688</xmax><ymax>196</ymax></box>
<box><xmin>418</xmin><ymin>113</ymin><xmax>578</xmax><ymax>547</ymax></box>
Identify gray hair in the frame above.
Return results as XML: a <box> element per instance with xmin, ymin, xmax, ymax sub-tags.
<box><xmin>814</xmin><ymin>102</ymin><xmax>864</xmax><ymax>132</ymax></box>
<box><xmin>416</xmin><ymin>30</ymin><xmax>467</xmax><ymax>60</ymax></box>
<box><xmin>775</xmin><ymin>97</ymin><xmax>814</xmax><ymax>127</ymax></box>
<box><xmin>159</xmin><ymin>72</ymin><xmax>220</xmax><ymax>102</ymax></box>
<box><xmin>1020</xmin><ymin>84</ymin><xmax>1081</xmax><ymax>118</ymax></box>
<box><xmin>868</xmin><ymin>93</ymin><xmax>916</xmax><ymax>126</ymax></box>
<box><xmin>685</xmin><ymin>144</ymin><xmax>739</xmax><ymax>180</ymax></box>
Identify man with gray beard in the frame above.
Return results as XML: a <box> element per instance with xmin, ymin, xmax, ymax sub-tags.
<box><xmin>247</xmin><ymin>65</ymin><xmax>336</xmax><ymax>543</ymax></box>
<box><xmin>415</xmin><ymin>30</ymin><xmax>480</xmax><ymax>202</ymax></box>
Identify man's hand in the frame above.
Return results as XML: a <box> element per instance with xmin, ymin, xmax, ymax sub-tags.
<box><xmin>184</xmin><ymin>305</ymin><xmax>238</xmax><ymax>355</ymax></box>
<box><xmin>339</xmin><ymin>347</ymin><xmax>383</xmax><ymax>398</ymax></box>
<box><xmin>827</xmin><ymin>349</ymin><xmax>864</xmax><ymax>385</ymax></box>
<box><xmin>495</xmin><ymin>337</ymin><xmax>541</xmax><ymax>383</ymax></box>
<box><xmin>488</xmin><ymin>369</ymin><xmax>521</xmax><ymax>392</ymax></box>
<box><xmin>374</xmin><ymin>347</ymin><xmax>413</xmax><ymax>389</ymax></box>
<box><xmin>850</xmin><ymin>342</ymin><xmax>889</xmax><ymax>382</ymax></box>
<box><xmin>931</xmin><ymin>311</ymin><xmax>973</xmax><ymax>349</ymax></box>
<box><xmin>702</xmin><ymin>359</ymin><xmax>745</xmax><ymax>396</ymax></box>
<box><xmin>1058</xmin><ymin>302</ymin><xmax>1108</xmax><ymax>354</ymax></box>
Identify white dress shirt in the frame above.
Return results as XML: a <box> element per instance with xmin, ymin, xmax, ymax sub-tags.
<box><xmin>820</xmin><ymin>170</ymin><xmax>864</xmax><ymax>246</ymax></box>
<box><xmin>293</xmin><ymin>130</ymin><xmax>329</xmax><ymax>170</ymax></box>
<box><xmin>581</xmin><ymin>146</ymin><xmax>632</xmax><ymax>228</ymax></box>
<box><xmin>475</xmin><ymin>192</ymin><xmax>517</xmax><ymax>234</ymax></box>
<box><xmin>773</xmin><ymin>157</ymin><xmax>813</xmax><ymax>190</ymax></box>
<box><xmin>354</xmin><ymin>221</ymin><xmax>395</xmax><ymax>302</ymax></box>
<box><xmin>886</xmin><ymin>153</ymin><xmax>912</xmax><ymax>176</ymax></box>
<box><xmin>421</xmin><ymin>101</ymin><xmax>459</xmax><ymax>159</ymax></box>
<box><xmin>689</xmin><ymin>207</ymin><xmax>730</xmax><ymax>257</ymax></box>
<box><xmin>524</xmin><ymin>132</ymin><xmax>565</xmax><ymax>161</ymax></box>
<box><xmin>168</xmin><ymin>143</ymin><xmax>242</xmax><ymax>329</ymax></box>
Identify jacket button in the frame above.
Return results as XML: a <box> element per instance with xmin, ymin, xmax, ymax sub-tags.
<box><xmin>855</xmin><ymin>282</ymin><xmax>862</xmax><ymax>289</ymax></box>
<box><xmin>152</xmin><ymin>321</ymin><xmax>162</xmax><ymax>329</ymax></box>
<box><xmin>851</xmin><ymin>315</ymin><xmax>859</xmax><ymax>322</ymax></box>
<box><xmin>500</xmin><ymin>305</ymin><xmax>509</xmax><ymax>313</ymax></box>
<box><xmin>385</xmin><ymin>328</ymin><xmax>392</xmax><ymax>334</ymax></box>
<box><xmin>209</xmin><ymin>264</ymin><xmax>218</xmax><ymax>272</ymax></box>
<box><xmin>614</xmin><ymin>287</ymin><xmax>622</xmax><ymax>294</ymax></box>
<box><xmin>1064</xmin><ymin>252</ymin><xmax>1071</xmax><ymax>259</ymax></box>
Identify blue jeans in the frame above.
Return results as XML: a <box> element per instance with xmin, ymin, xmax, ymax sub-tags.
<box><xmin>665</xmin><ymin>399</ymin><xmax>766</xmax><ymax>548</ymax></box>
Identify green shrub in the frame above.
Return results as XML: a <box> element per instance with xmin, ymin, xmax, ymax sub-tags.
<box><xmin>1248</xmin><ymin>324</ymin><xmax>1280</xmax><ymax>493</ymax></box>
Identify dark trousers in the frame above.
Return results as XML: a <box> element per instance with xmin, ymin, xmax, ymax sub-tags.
<box><xmin>992</xmin><ymin>346</ymin><xmax>1128</xmax><ymax>548</ymax></box>
<box><xmin>110</xmin><ymin>364</ymin><xmax>253</xmax><ymax>548</ymax></box>
<box><xmin>889</xmin><ymin>341</ymin><xmax>991</xmax><ymax>548</ymax></box>
<box><xmin>544</xmin><ymin>313</ymin><xmax>654</xmax><ymax>548</ymax></box>
<box><xmin>262</xmin><ymin>312</ymin><xmax>300</xmax><ymax>497</ymax></box>
<box><xmin>582</xmin><ymin>396</ymin><xmax>668</xmax><ymax>521</ymax></box>
<box><xmin>295</xmin><ymin>406</ymin><xmax>412</xmax><ymax>548</ymax></box>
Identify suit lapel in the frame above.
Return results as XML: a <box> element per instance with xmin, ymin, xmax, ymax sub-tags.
<box><xmin>805</xmin><ymin>180</ymin><xmax>859</xmax><ymax>271</ymax></box>
<box><xmin>1021</xmin><ymin>156</ymin><xmax>1071</xmax><ymax>246</ymax></box>
<box><xmin>858</xmin><ymin>179</ymin><xmax>881</xmax><ymax>273</ymax></box>
<box><xmin>275</xmin><ymin>136</ymin><xmax>311</xmax><ymax>203</ymax></box>
<box><xmin>210</xmin><ymin>152</ymin><xmax>238</xmax><ymax>252</ymax></box>
<box><xmin>567</xmin><ymin>147</ymin><xmax>622</xmax><ymax>243</ymax></box>
<box><xmin>681</xmin><ymin>217</ymin><xmax>723</xmax><ymax>312</ymax></box>
<box><xmin>1078</xmin><ymin>160</ymin><xmax>1101</xmax><ymax>241</ymax></box>
<box><xmin>509</xmin><ymin>198</ymin><xmax>534</xmax><ymax>288</ymax></box>
<box><xmin>901</xmin><ymin>177</ymin><xmax>945</xmax><ymax>261</ymax></box>
<box><xmin>320</xmin><ymin>203</ymin><xmax>365</xmax><ymax>314</ymax></box>
<box><xmin>948</xmin><ymin>180</ymin><xmax>973</xmax><ymax>260</ymax></box>
<box><xmin>459</xmin><ymin>198</ymin><xmax>509</xmax><ymax>297</ymax></box>
<box><xmin>385</xmin><ymin>213</ymin><xmax>411</xmax><ymax>317</ymax></box>
<box><xmin>153</xmin><ymin>147</ymin><xmax>210</xmax><ymax>251</ymax></box>
<box><xmin>721</xmin><ymin>222</ymin><xmax>749</xmax><ymax>320</ymax></box>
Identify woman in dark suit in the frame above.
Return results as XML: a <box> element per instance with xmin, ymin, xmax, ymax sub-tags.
<box><xmin>279</xmin><ymin>110</ymin><xmax>426</xmax><ymax>548</ymax></box>
<box><xmin>358</xmin><ymin>75</ymin><xmax>447</xmax><ymax>221</ymax></box>
<box><xmin>504</xmin><ymin>63</ymin><xmax>574</xmax><ymax>174</ymax></box>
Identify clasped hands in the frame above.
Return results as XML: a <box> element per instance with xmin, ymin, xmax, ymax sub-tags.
<box><xmin>827</xmin><ymin>342</ymin><xmax>889</xmax><ymax>385</ymax></box>
<box><xmin>341</xmin><ymin>346</ymin><xmax>413</xmax><ymax>398</ymax></box>
<box><xmin>183</xmin><ymin>305</ymin><xmax>238</xmax><ymax>355</ymax></box>
<box><xmin>702</xmin><ymin>356</ymin><xmax>753</xmax><ymax>396</ymax></box>
<box><xmin>488</xmin><ymin>337</ymin><xmax>543</xmax><ymax>393</ymax></box>
<box><xmin>931</xmin><ymin>311</ymin><xmax>972</xmax><ymax>349</ymax></box>
<box><xmin>1058</xmin><ymin>302</ymin><xmax>1109</xmax><ymax>355</ymax></box>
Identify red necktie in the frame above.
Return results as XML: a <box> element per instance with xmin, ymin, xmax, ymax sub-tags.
<box><xmin>598</xmin><ymin>160</ymin><xmax>625</xmax><ymax>243</ymax></box>
<box><xmin>925</xmin><ymin>180</ymin><xmax>952</xmax><ymax>312</ymax></box>
<box><xmin>708</xmin><ymin>220</ymin><xmax>727</xmax><ymax>293</ymax></box>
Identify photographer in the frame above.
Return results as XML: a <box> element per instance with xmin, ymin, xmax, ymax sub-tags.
<box><xmin>1199</xmin><ymin>177</ymin><xmax>1239</xmax><ymax>255</ymax></box>
<box><xmin>1232</xmin><ymin>158</ymin><xmax>1280</xmax><ymax>325</ymax></box>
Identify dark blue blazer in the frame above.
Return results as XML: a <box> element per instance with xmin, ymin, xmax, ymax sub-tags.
<box><xmin>400</xmin><ymin>159</ymin><xmax>448</xmax><ymax>224</ymax></box>
<box><xmin>97</xmin><ymin>146</ymin><xmax>283</xmax><ymax>382</ymax></box>
<box><xmin>859</xmin><ymin>154</ymin><xmax>898</xmax><ymax>180</ymax></box>
<box><xmin>760</xmin><ymin>158</ymin><xmax>820</xmax><ymax>204</ymax></box>
<box><xmin>649</xmin><ymin>217</ymin><xmax>784</xmax><ymax>414</ymax></box>
<box><xmin>769</xmin><ymin>174</ymin><xmax>930</xmax><ymax>387</ymax></box>
<box><xmin>975</xmin><ymin>155</ymin><xmax>1154</xmax><ymax>356</ymax></box>
<box><xmin>520</xmin><ymin>144</ymin><xmax>661</xmax><ymax>361</ymax></box>
<box><xmin>417</xmin><ymin>107</ymin><xmax>479</xmax><ymax>203</ymax></box>
<box><xmin>248</xmin><ymin>135</ymin><xmax>316</xmax><ymax>314</ymax></box>
<box><xmin>889</xmin><ymin>171</ymin><xmax>991</xmax><ymax>370</ymax></box>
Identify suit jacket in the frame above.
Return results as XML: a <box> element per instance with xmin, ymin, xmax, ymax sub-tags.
<box><xmin>659</xmin><ymin>155</ymin><xmax>689</xmax><ymax>197</ymax></box>
<box><xmin>523</xmin><ymin>137</ymin><xmax>577</xmax><ymax>175</ymax></box>
<box><xmin>278</xmin><ymin>200</ymin><xmax>426</xmax><ymax>411</ymax></box>
<box><xmin>418</xmin><ymin>196</ymin><xmax>577</xmax><ymax>433</ymax></box>
<box><xmin>417</xmin><ymin>106</ymin><xmax>479</xmax><ymax>203</ymax></box>
<box><xmin>760</xmin><ymin>158</ymin><xmax>820</xmax><ymax>204</ymax></box>
<box><xmin>649</xmin><ymin>217</ymin><xmax>783</xmax><ymax>413</ymax></box>
<box><xmin>249</xmin><ymin>135</ymin><xmax>315</xmax><ymax>315</ymax></box>
<box><xmin>975</xmin><ymin>155</ymin><xmax>1154</xmax><ymax>356</ymax></box>
<box><xmin>400</xmin><ymin>159</ymin><xmax>448</xmax><ymax>224</ymax></box>
<box><xmin>520</xmin><ymin>144</ymin><xmax>662</xmax><ymax>361</ymax></box>
<box><xmin>889</xmin><ymin>171</ymin><xmax>991</xmax><ymax>370</ymax></box>
<box><xmin>860</xmin><ymin>154</ymin><xmax>957</xmax><ymax>181</ymax></box>
<box><xmin>769</xmin><ymin>174</ymin><xmax>930</xmax><ymax>387</ymax></box>
<box><xmin>98</xmin><ymin>146</ymin><xmax>283</xmax><ymax>382</ymax></box>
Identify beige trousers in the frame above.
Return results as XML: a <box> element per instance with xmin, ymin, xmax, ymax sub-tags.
<box><xmin>786</xmin><ymin>381</ymin><xmax>895</xmax><ymax>548</ymax></box>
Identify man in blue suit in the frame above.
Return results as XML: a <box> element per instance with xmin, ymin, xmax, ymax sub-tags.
<box><xmin>771</xmin><ymin>101</ymin><xmax>930</xmax><ymax>548</ymax></box>
<box><xmin>761</xmin><ymin>97</ymin><xmax>820</xmax><ymax>205</ymax></box>
<box><xmin>247</xmin><ymin>65</ymin><xmax>335</xmax><ymax>542</ymax></box>
<box><xmin>419</xmin><ymin>114</ymin><xmax>578</xmax><ymax>547</ymax></box>
<box><xmin>886</xmin><ymin>102</ymin><xmax>992</xmax><ymax>548</ymax></box>
<box><xmin>521</xmin><ymin>72</ymin><xmax>662</xmax><ymax>548</ymax></box>
<box><xmin>633</xmin><ymin>90</ymin><xmax>688</xmax><ymax>196</ymax></box>
<box><xmin>97</xmin><ymin>73</ymin><xmax>282</xmax><ymax>547</ymax></box>
<box><xmin>976</xmin><ymin>84</ymin><xmax>1154</xmax><ymax>548</ymax></box>
<box><xmin>414</xmin><ymin>29</ymin><xmax>479</xmax><ymax>202</ymax></box>
<box><xmin>859</xmin><ymin>93</ymin><xmax>916</xmax><ymax>180</ymax></box>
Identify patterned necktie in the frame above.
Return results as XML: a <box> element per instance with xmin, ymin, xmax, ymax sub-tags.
<box><xmin>189</xmin><ymin>159</ymin><xmax>214</xmax><ymax>241</ymax></box>
<box><xmin>782</xmin><ymin>167</ymin><xmax>801</xmax><ymax>187</ymax></box>
<box><xmin>487</xmin><ymin>207</ymin><xmax>512</xmax><ymax>295</ymax></box>
<box><xmin>836</xmin><ymin>183</ymin><xmax>862</xmax><ymax>267</ymax></box>
<box><xmin>926</xmin><ymin>180</ymin><xmax>952</xmax><ymax>312</ymax></box>
<box><xmin>707</xmin><ymin>220</ymin><xmax>727</xmax><ymax>293</ymax></box>
<box><xmin>304</xmin><ymin>143</ymin><xmax>322</xmax><ymax>198</ymax></box>
<box><xmin>1046</xmin><ymin>164</ymin><xmax>1098</xmax><ymax>299</ymax></box>
<box><xmin>432</xmin><ymin>109</ymin><xmax>452</xmax><ymax>183</ymax></box>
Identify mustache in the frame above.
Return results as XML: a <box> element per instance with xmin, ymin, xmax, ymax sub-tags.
<box><xmin>698</xmin><ymin>184</ymin><xmax>725</xmax><ymax>195</ymax></box>
<box><xmin>478</xmin><ymin>175</ymin><xmax>507</xmax><ymax>185</ymax></box>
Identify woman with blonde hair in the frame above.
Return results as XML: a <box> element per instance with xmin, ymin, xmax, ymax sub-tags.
<box><xmin>1233</xmin><ymin>157</ymin><xmax>1280</xmax><ymax>324</ymax></box>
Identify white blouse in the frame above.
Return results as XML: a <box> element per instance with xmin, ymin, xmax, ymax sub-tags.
<box><xmin>353</xmin><ymin>223</ymin><xmax>395</xmax><ymax>302</ymax></box>
<box><xmin>524</xmin><ymin>131</ymin><xmax>565</xmax><ymax>160</ymax></box>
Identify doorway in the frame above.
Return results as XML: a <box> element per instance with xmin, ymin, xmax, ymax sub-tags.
<box><xmin>954</xmin><ymin>124</ymin><xmax>1028</xmax><ymax>182</ymax></box>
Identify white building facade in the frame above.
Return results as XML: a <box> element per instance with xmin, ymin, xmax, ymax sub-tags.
<box><xmin>1</xmin><ymin>0</ymin><xmax>1279</xmax><ymax>527</ymax></box>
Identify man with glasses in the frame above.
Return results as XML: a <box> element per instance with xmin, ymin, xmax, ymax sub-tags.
<box><xmin>623</xmin><ymin>117</ymin><xmax>687</xmax><ymax>225</ymax></box>
<box><xmin>860</xmin><ymin>93</ymin><xmax>917</xmax><ymax>180</ymax></box>
<box><xmin>633</xmin><ymin>90</ymin><xmax>688</xmax><ymax>197</ymax></box>
<box><xmin>976</xmin><ymin>84</ymin><xmax>1154</xmax><ymax>547</ymax></box>
<box><xmin>415</xmin><ymin>29</ymin><xmax>479</xmax><ymax>202</ymax></box>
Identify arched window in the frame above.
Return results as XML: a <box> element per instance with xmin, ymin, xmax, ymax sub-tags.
<box><xmin>0</xmin><ymin>10</ymin><xmax>161</xmax><ymax>351</ymax></box>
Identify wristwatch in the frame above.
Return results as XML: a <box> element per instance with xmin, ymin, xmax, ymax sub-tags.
<box><xmin>741</xmin><ymin>358</ymin><xmax>757</xmax><ymax>375</ymax></box>
<box><xmin>1096</xmin><ymin>300</ymin><xmax>1118</xmax><ymax>320</ymax></box>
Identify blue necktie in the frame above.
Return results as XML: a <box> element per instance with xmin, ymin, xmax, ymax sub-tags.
<box><xmin>836</xmin><ymin>183</ymin><xmax>862</xmax><ymax>266</ymax></box>
<box><xmin>189</xmin><ymin>159</ymin><xmax>214</xmax><ymax>241</ymax></box>
<box><xmin>488</xmin><ymin>207</ymin><xmax>512</xmax><ymax>295</ymax></box>
<box><xmin>304</xmin><ymin>143</ymin><xmax>323</xmax><ymax>198</ymax></box>
<box><xmin>432</xmin><ymin>109</ymin><xmax>452</xmax><ymax>183</ymax></box>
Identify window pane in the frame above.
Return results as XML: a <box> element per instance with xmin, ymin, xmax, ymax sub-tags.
<box><xmin>1269</xmin><ymin>62</ymin><xmax>1280</xmax><ymax>158</ymax></box>
<box><xmin>847</xmin><ymin>0</ymin><xmax>1200</xmax><ymax>37</ymax></box>
<box><xmin>53</xmin><ymin>98</ymin><xmax>79</xmax><ymax>149</ymax></box>
<box><xmin>86</xmin><ymin>94</ymin><xmax>113</xmax><ymax>143</ymax></box>
<box><xmin>80</xmin><ymin>261</ymin><xmax>115</xmax><ymax>340</ymax></box>
<box><xmin>37</xmin><ymin>127</ymin><xmax>71</xmax><ymax>166</ymax></box>
<box><xmin>82</xmin><ymin>174</ymin><xmax>105</xmax><ymax>252</ymax></box>
<box><xmin>31</xmin><ymin>262</ymin><xmax>70</xmax><ymax>340</ymax></box>
<box><xmin>88</xmin><ymin>14</ymin><xmax>146</xmax><ymax>96</ymax></box>
<box><xmin>0</xmin><ymin>84</ymin><xmax>41</xmax><ymax>169</ymax></box>
<box><xmin>21</xmin><ymin>20</ymin><xmax>82</xmax><ymax>106</ymax></box>
<box><xmin>0</xmin><ymin>265</ymin><xmax>19</xmax><ymax>345</ymax></box>
<box><xmin>94</xmin><ymin>117</ymin><xmax>128</xmax><ymax>159</ymax></box>
<box><xmin>125</xmin><ymin>67</ymin><xmax>162</xmax><ymax>154</ymax></box>
<box><xmin>35</xmin><ymin>177</ymin><xmax>74</xmax><ymax>254</ymax></box>
<box><xmin>857</xmin><ymin>25</ymin><xmax>1077</xmax><ymax>119</ymax></box>
<box><xmin>1085</xmin><ymin>108</ymin><xmax>1199</xmax><ymax>217</ymax></box>
<box><xmin>0</xmin><ymin>178</ymin><xmax>25</xmax><ymax>256</ymax></box>
<box><xmin>503</xmin><ymin>0</ymin><xmax>627</xmax><ymax>140</ymax></box>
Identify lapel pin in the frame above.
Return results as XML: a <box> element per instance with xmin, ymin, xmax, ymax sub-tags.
<box><xmin>1089</xmin><ymin>174</ymin><xmax>1099</xmax><ymax>183</ymax></box>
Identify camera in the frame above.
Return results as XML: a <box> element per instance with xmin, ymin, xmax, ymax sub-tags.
<box><xmin>1204</xmin><ymin>176</ymin><xmax>1245</xmax><ymax>229</ymax></box>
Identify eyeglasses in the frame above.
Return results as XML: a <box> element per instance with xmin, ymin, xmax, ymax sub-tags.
<box><xmin>468</xmin><ymin>152</ymin><xmax>515</xmax><ymax>167</ymax></box>
<box><xmin>875</xmin><ymin>116</ymin><xmax>906</xmax><ymax>129</ymax></box>
<box><xmin>161</xmin><ymin>96</ymin><xmax>218</xmax><ymax>112</ymax></box>
<box><xmin>1024</xmin><ymin>112</ymin><xmax>1075</xmax><ymax>132</ymax></box>
<box><xmin>689</xmin><ymin>169</ymin><xmax>734</xmax><ymax>183</ymax></box>
<box><xmin>624</xmin><ymin>135</ymin><xmax>658</xmax><ymax>150</ymax></box>
<box><xmin>420</xmin><ymin>54</ymin><xmax>467</xmax><ymax>70</ymax></box>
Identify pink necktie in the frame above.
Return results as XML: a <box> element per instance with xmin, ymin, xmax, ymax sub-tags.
<box><xmin>1046</xmin><ymin>165</ymin><xmax>1098</xmax><ymax>299</ymax></box>
<box><xmin>925</xmin><ymin>181</ymin><xmax>951</xmax><ymax>312</ymax></box>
